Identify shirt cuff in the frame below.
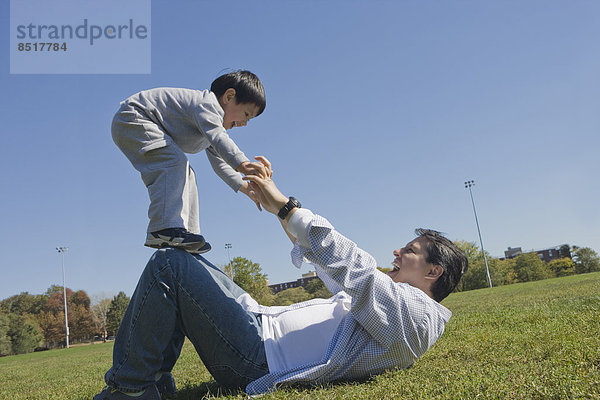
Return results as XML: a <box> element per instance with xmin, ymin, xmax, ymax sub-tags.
<box><xmin>287</xmin><ymin>208</ymin><xmax>314</xmax><ymax>249</ymax></box>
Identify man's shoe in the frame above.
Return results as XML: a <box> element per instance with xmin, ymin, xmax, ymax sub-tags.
<box><xmin>145</xmin><ymin>228</ymin><xmax>206</xmax><ymax>252</ymax></box>
<box><xmin>93</xmin><ymin>385</ymin><xmax>160</xmax><ymax>400</ymax></box>
<box><xmin>156</xmin><ymin>372</ymin><xmax>177</xmax><ymax>398</ymax></box>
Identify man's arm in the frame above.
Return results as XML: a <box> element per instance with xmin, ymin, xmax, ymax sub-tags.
<box><xmin>244</xmin><ymin>165</ymin><xmax>443</xmax><ymax>351</ymax></box>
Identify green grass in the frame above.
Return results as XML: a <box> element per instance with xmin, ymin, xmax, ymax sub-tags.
<box><xmin>1</xmin><ymin>273</ymin><xmax>599</xmax><ymax>399</ymax></box>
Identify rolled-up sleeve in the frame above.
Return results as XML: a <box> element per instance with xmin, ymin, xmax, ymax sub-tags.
<box><xmin>288</xmin><ymin>212</ymin><xmax>447</xmax><ymax>351</ymax></box>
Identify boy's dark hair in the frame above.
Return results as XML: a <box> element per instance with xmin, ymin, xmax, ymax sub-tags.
<box><xmin>211</xmin><ymin>70</ymin><xmax>266</xmax><ymax>116</ymax></box>
<box><xmin>415</xmin><ymin>228</ymin><xmax>468</xmax><ymax>302</ymax></box>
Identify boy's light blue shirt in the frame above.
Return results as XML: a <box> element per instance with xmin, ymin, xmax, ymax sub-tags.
<box><xmin>239</xmin><ymin>209</ymin><xmax>452</xmax><ymax>395</ymax></box>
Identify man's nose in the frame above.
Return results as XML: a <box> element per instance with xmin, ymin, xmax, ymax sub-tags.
<box><xmin>393</xmin><ymin>248</ymin><xmax>402</xmax><ymax>257</ymax></box>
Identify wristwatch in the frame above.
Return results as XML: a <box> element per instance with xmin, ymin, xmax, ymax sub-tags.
<box><xmin>278</xmin><ymin>197</ymin><xmax>301</xmax><ymax>220</ymax></box>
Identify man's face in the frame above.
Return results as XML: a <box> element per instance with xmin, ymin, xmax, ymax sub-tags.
<box><xmin>222</xmin><ymin>100</ymin><xmax>260</xmax><ymax>130</ymax></box>
<box><xmin>387</xmin><ymin>237</ymin><xmax>433</xmax><ymax>285</ymax></box>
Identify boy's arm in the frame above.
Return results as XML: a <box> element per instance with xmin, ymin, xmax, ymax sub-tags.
<box><xmin>205</xmin><ymin>146</ymin><xmax>244</xmax><ymax>192</ymax></box>
<box><xmin>191</xmin><ymin>92</ymin><xmax>249</xmax><ymax>170</ymax></box>
<box><xmin>206</xmin><ymin>148</ymin><xmax>264</xmax><ymax>210</ymax></box>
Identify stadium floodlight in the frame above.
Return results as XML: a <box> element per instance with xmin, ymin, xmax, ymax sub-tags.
<box><xmin>56</xmin><ymin>246</ymin><xmax>70</xmax><ymax>348</ymax></box>
<box><xmin>225</xmin><ymin>243</ymin><xmax>232</xmax><ymax>264</ymax></box>
<box><xmin>464</xmin><ymin>180</ymin><xmax>492</xmax><ymax>288</ymax></box>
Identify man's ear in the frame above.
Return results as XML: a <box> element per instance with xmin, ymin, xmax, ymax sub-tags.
<box><xmin>221</xmin><ymin>88</ymin><xmax>236</xmax><ymax>104</ymax></box>
<box><xmin>425</xmin><ymin>264</ymin><xmax>444</xmax><ymax>281</ymax></box>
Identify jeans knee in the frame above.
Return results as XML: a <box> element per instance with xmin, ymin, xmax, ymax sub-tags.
<box><xmin>150</xmin><ymin>247</ymin><xmax>199</xmax><ymax>278</ymax></box>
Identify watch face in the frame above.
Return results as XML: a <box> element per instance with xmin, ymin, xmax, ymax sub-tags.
<box><xmin>290</xmin><ymin>197</ymin><xmax>300</xmax><ymax>208</ymax></box>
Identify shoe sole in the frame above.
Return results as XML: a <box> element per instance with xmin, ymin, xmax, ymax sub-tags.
<box><xmin>145</xmin><ymin>235</ymin><xmax>206</xmax><ymax>252</ymax></box>
<box><xmin>145</xmin><ymin>238</ymin><xmax>211</xmax><ymax>254</ymax></box>
<box><xmin>187</xmin><ymin>242</ymin><xmax>211</xmax><ymax>254</ymax></box>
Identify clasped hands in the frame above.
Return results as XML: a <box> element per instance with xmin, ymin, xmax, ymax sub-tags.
<box><xmin>241</xmin><ymin>156</ymin><xmax>290</xmax><ymax>217</ymax></box>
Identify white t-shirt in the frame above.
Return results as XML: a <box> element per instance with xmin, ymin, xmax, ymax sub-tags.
<box><xmin>261</xmin><ymin>294</ymin><xmax>351</xmax><ymax>373</ymax></box>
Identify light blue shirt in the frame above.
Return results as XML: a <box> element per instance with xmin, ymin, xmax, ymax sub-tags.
<box><xmin>239</xmin><ymin>209</ymin><xmax>452</xmax><ymax>395</ymax></box>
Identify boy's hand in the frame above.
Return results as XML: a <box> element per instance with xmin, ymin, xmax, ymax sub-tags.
<box><xmin>253</xmin><ymin>156</ymin><xmax>273</xmax><ymax>179</ymax></box>
<box><xmin>237</xmin><ymin>159</ymin><xmax>271</xmax><ymax>179</ymax></box>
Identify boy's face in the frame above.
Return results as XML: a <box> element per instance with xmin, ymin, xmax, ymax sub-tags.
<box><xmin>222</xmin><ymin>100</ymin><xmax>260</xmax><ymax>130</ymax></box>
<box><xmin>219</xmin><ymin>88</ymin><xmax>260</xmax><ymax>130</ymax></box>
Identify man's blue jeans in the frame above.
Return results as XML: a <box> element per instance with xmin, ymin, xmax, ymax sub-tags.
<box><xmin>104</xmin><ymin>248</ymin><xmax>269</xmax><ymax>392</ymax></box>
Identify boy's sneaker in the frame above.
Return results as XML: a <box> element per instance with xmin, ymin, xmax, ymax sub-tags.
<box><xmin>190</xmin><ymin>241</ymin><xmax>212</xmax><ymax>254</ymax></box>
<box><xmin>156</xmin><ymin>372</ymin><xmax>177</xmax><ymax>398</ymax></box>
<box><xmin>145</xmin><ymin>228</ymin><xmax>210</xmax><ymax>253</ymax></box>
<box><xmin>93</xmin><ymin>385</ymin><xmax>160</xmax><ymax>400</ymax></box>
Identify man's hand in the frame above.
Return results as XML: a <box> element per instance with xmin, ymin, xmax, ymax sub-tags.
<box><xmin>245</xmin><ymin>156</ymin><xmax>298</xmax><ymax>244</ymax></box>
<box><xmin>239</xmin><ymin>181</ymin><xmax>262</xmax><ymax>211</ymax></box>
<box><xmin>242</xmin><ymin>158</ymin><xmax>288</xmax><ymax>216</ymax></box>
<box><xmin>238</xmin><ymin>156</ymin><xmax>274</xmax><ymax>211</ymax></box>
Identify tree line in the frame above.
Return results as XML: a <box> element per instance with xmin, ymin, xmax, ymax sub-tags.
<box><xmin>2</xmin><ymin>245</ymin><xmax>598</xmax><ymax>356</ymax></box>
<box><xmin>225</xmin><ymin>245</ymin><xmax>600</xmax><ymax>306</ymax></box>
<box><xmin>0</xmin><ymin>287</ymin><xmax>130</xmax><ymax>356</ymax></box>
<box><xmin>453</xmin><ymin>243</ymin><xmax>600</xmax><ymax>291</ymax></box>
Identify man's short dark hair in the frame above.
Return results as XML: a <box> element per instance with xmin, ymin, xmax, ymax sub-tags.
<box><xmin>211</xmin><ymin>70</ymin><xmax>266</xmax><ymax>116</ymax></box>
<box><xmin>415</xmin><ymin>228</ymin><xmax>468</xmax><ymax>302</ymax></box>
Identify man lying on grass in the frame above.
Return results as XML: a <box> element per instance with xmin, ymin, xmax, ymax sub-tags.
<box><xmin>94</xmin><ymin>157</ymin><xmax>468</xmax><ymax>399</ymax></box>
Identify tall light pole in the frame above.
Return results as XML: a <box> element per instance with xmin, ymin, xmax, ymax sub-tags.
<box><xmin>225</xmin><ymin>243</ymin><xmax>233</xmax><ymax>278</ymax></box>
<box><xmin>464</xmin><ymin>180</ymin><xmax>492</xmax><ymax>288</ymax></box>
<box><xmin>56</xmin><ymin>246</ymin><xmax>70</xmax><ymax>348</ymax></box>
<box><xmin>225</xmin><ymin>243</ymin><xmax>232</xmax><ymax>264</ymax></box>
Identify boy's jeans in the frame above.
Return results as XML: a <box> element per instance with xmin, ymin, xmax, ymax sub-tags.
<box><xmin>104</xmin><ymin>248</ymin><xmax>269</xmax><ymax>392</ymax></box>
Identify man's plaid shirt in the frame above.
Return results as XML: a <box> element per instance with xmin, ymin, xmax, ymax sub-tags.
<box><xmin>242</xmin><ymin>210</ymin><xmax>452</xmax><ymax>395</ymax></box>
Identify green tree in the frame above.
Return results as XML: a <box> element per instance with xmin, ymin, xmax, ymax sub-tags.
<box><xmin>548</xmin><ymin>257</ymin><xmax>575</xmax><ymax>277</ymax></box>
<box><xmin>304</xmin><ymin>278</ymin><xmax>332</xmax><ymax>299</ymax></box>
<box><xmin>455</xmin><ymin>241</ymin><xmax>489</xmax><ymax>291</ymax></box>
<box><xmin>559</xmin><ymin>244</ymin><xmax>571</xmax><ymax>259</ymax></box>
<box><xmin>493</xmin><ymin>258</ymin><xmax>518</xmax><ymax>286</ymax></box>
<box><xmin>226</xmin><ymin>257</ymin><xmax>274</xmax><ymax>306</ymax></box>
<box><xmin>107</xmin><ymin>292</ymin><xmax>130</xmax><ymax>336</ymax></box>
<box><xmin>573</xmin><ymin>247</ymin><xmax>600</xmax><ymax>274</ymax></box>
<box><xmin>273</xmin><ymin>287</ymin><xmax>312</xmax><ymax>306</ymax></box>
<box><xmin>513</xmin><ymin>253</ymin><xmax>553</xmax><ymax>282</ymax></box>
<box><xmin>0</xmin><ymin>313</ymin><xmax>11</xmax><ymax>355</ymax></box>
<box><xmin>0</xmin><ymin>292</ymin><xmax>46</xmax><ymax>315</ymax></box>
<box><xmin>7</xmin><ymin>314</ymin><xmax>43</xmax><ymax>355</ymax></box>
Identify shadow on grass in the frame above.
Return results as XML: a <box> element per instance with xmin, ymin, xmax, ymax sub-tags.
<box><xmin>172</xmin><ymin>377</ymin><xmax>374</xmax><ymax>399</ymax></box>
<box><xmin>173</xmin><ymin>380</ymin><xmax>245</xmax><ymax>399</ymax></box>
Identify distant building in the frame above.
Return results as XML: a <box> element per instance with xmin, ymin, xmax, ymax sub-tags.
<box><xmin>504</xmin><ymin>247</ymin><xmax>523</xmax><ymax>259</ymax></box>
<box><xmin>269</xmin><ymin>271</ymin><xmax>320</xmax><ymax>294</ymax></box>
<box><xmin>502</xmin><ymin>244</ymin><xmax>571</xmax><ymax>263</ymax></box>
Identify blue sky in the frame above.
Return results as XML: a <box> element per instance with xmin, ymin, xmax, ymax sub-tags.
<box><xmin>1</xmin><ymin>1</ymin><xmax>598</xmax><ymax>301</ymax></box>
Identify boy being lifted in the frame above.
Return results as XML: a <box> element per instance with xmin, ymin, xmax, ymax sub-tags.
<box><xmin>111</xmin><ymin>70</ymin><xmax>268</xmax><ymax>253</ymax></box>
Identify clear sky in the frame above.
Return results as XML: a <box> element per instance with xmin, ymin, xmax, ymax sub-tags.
<box><xmin>1</xmin><ymin>1</ymin><xmax>598</xmax><ymax>301</ymax></box>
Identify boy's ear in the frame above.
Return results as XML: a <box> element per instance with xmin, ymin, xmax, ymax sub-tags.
<box><xmin>222</xmin><ymin>88</ymin><xmax>236</xmax><ymax>104</ymax></box>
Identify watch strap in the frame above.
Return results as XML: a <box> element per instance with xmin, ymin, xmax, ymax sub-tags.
<box><xmin>278</xmin><ymin>197</ymin><xmax>301</xmax><ymax>220</ymax></box>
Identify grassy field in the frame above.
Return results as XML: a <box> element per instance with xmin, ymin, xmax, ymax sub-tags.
<box><xmin>1</xmin><ymin>272</ymin><xmax>599</xmax><ymax>400</ymax></box>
